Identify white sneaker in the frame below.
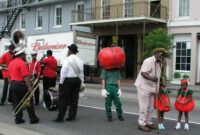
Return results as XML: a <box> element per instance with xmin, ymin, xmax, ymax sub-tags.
<box><xmin>184</xmin><ymin>123</ymin><xmax>189</xmax><ymax>131</ymax></box>
<box><xmin>175</xmin><ymin>122</ymin><xmax>181</xmax><ymax>130</ymax></box>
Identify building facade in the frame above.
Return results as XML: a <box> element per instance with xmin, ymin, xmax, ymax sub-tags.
<box><xmin>168</xmin><ymin>0</ymin><xmax>200</xmax><ymax>85</ymax></box>
<box><xmin>70</xmin><ymin>0</ymin><xmax>169</xmax><ymax>79</ymax></box>
<box><xmin>0</xmin><ymin>0</ymin><xmax>93</xmax><ymax>66</ymax></box>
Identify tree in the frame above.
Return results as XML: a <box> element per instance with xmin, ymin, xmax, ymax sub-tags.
<box><xmin>143</xmin><ymin>28</ymin><xmax>174</xmax><ymax>58</ymax></box>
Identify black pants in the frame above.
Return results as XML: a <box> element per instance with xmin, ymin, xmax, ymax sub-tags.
<box><xmin>1</xmin><ymin>78</ymin><xmax>12</xmax><ymax>103</ymax></box>
<box><xmin>33</xmin><ymin>75</ymin><xmax>40</xmax><ymax>104</ymax></box>
<box><xmin>43</xmin><ymin>76</ymin><xmax>56</xmax><ymax>92</ymax></box>
<box><xmin>57</xmin><ymin>77</ymin><xmax>81</xmax><ymax>120</ymax></box>
<box><xmin>10</xmin><ymin>81</ymin><xmax>38</xmax><ymax>122</ymax></box>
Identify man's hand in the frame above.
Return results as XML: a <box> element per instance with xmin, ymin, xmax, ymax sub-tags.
<box><xmin>101</xmin><ymin>89</ymin><xmax>109</xmax><ymax>97</ymax></box>
<box><xmin>28</xmin><ymin>86</ymin><xmax>33</xmax><ymax>93</ymax></box>
<box><xmin>117</xmin><ymin>89</ymin><xmax>122</xmax><ymax>97</ymax></box>
<box><xmin>151</xmin><ymin>76</ymin><xmax>158</xmax><ymax>82</ymax></box>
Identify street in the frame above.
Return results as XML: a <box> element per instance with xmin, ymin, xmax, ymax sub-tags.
<box><xmin>0</xmin><ymin>81</ymin><xmax>200</xmax><ymax>135</ymax></box>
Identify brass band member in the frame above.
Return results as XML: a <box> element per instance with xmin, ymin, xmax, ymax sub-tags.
<box><xmin>8</xmin><ymin>49</ymin><xmax>39</xmax><ymax>124</ymax></box>
<box><xmin>0</xmin><ymin>44</ymin><xmax>15</xmax><ymax>106</ymax></box>
<box><xmin>40</xmin><ymin>50</ymin><xmax>57</xmax><ymax>92</ymax></box>
<box><xmin>53</xmin><ymin>44</ymin><xmax>84</xmax><ymax>123</ymax></box>
<box><xmin>29</xmin><ymin>52</ymin><xmax>41</xmax><ymax>105</ymax></box>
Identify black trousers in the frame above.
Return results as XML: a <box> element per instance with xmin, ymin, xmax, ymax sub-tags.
<box><xmin>33</xmin><ymin>75</ymin><xmax>40</xmax><ymax>104</ymax></box>
<box><xmin>43</xmin><ymin>76</ymin><xmax>56</xmax><ymax>92</ymax></box>
<box><xmin>10</xmin><ymin>81</ymin><xmax>38</xmax><ymax>122</ymax></box>
<box><xmin>1</xmin><ymin>78</ymin><xmax>12</xmax><ymax>103</ymax></box>
<box><xmin>57</xmin><ymin>77</ymin><xmax>81</xmax><ymax>120</ymax></box>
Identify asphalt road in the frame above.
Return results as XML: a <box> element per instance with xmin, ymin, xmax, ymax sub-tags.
<box><xmin>0</xmin><ymin>81</ymin><xmax>199</xmax><ymax>135</ymax></box>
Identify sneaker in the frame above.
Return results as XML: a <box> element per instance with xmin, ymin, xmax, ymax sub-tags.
<box><xmin>0</xmin><ymin>102</ymin><xmax>4</xmax><ymax>106</ymax></box>
<box><xmin>52</xmin><ymin>118</ymin><xmax>64</xmax><ymax>123</ymax></box>
<box><xmin>159</xmin><ymin>124</ymin><xmax>165</xmax><ymax>130</ymax></box>
<box><xmin>7</xmin><ymin>101</ymin><xmax>12</xmax><ymax>105</ymax></box>
<box><xmin>175</xmin><ymin>122</ymin><xmax>181</xmax><ymax>130</ymax></box>
<box><xmin>30</xmin><ymin>117</ymin><xmax>40</xmax><ymax>124</ymax></box>
<box><xmin>184</xmin><ymin>123</ymin><xmax>189</xmax><ymax>131</ymax></box>
<box><xmin>15</xmin><ymin>119</ymin><xmax>25</xmax><ymax>124</ymax></box>
<box><xmin>118</xmin><ymin>116</ymin><xmax>124</xmax><ymax>121</ymax></box>
<box><xmin>107</xmin><ymin>116</ymin><xmax>113</xmax><ymax>122</ymax></box>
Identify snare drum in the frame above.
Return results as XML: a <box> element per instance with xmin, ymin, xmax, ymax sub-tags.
<box><xmin>43</xmin><ymin>88</ymin><xmax>59</xmax><ymax>111</ymax></box>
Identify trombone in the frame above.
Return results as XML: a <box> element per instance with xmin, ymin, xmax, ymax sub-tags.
<box><xmin>12</xmin><ymin>79</ymin><xmax>39</xmax><ymax>115</ymax></box>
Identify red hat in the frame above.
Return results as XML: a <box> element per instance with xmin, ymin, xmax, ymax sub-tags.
<box><xmin>181</xmin><ymin>79</ymin><xmax>188</xmax><ymax>83</ymax></box>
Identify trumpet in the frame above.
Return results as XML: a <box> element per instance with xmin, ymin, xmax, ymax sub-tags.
<box><xmin>12</xmin><ymin>79</ymin><xmax>39</xmax><ymax>115</ymax></box>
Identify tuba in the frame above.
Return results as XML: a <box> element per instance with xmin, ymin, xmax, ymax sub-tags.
<box><xmin>11</xmin><ymin>30</ymin><xmax>26</xmax><ymax>56</ymax></box>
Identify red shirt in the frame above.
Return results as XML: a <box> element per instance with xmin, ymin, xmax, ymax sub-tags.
<box><xmin>29</xmin><ymin>59</ymin><xmax>41</xmax><ymax>76</ymax></box>
<box><xmin>8</xmin><ymin>58</ymin><xmax>30</xmax><ymax>81</ymax></box>
<box><xmin>0</xmin><ymin>52</ymin><xmax>13</xmax><ymax>78</ymax></box>
<box><xmin>41</xmin><ymin>56</ymin><xmax>57</xmax><ymax>78</ymax></box>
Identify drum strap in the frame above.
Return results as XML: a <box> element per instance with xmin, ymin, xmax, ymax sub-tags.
<box><xmin>67</xmin><ymin>56</ymin><xmax>83</xmax><ymax>82</ymax></box>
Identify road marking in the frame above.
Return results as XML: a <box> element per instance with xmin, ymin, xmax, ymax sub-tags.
<box><xmin>79</xmin><ymin>104</ymin><xmax>200</xmax><ymax>125</ymax></box>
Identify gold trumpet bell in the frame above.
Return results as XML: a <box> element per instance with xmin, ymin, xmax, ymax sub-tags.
<box><xmin>25</xmin><ymin>100</ymin><xmax>31</xmax><ymax>107</ymax></box>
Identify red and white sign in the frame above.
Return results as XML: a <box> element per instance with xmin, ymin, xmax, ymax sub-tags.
<box><xmin>76</xmin><ymin>36</ymin><xmax>96</xmax><ymax>66</ymax></box>
<box><xmin>26</xmin><ymin>32</ymin><xmax>74</xmax><ymax>66</ymax></box>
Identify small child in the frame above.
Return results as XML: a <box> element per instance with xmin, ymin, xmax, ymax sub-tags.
<box><xmin>154</xmin><ymin>78</ymin><xmax>171</xmax><ymax>130</ymax></box>
<box><xmin>100</xmin><ymin>68</ymin><xmax>124</xmax><ymax>122</ymax></box>
<box><xmin>175</xmin><ymin>79</ymin><xmax>195</xmax><ymax>131</ymax></box>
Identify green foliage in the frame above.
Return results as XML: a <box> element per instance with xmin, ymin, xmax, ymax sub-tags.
<box><xmin>174</xmin><ymin>72</ymin><xmax>181</xmax><ymax>78</ymax></box>
<box><xmin>161</xmin><ymin>73</ymin><xmax>170</xmax><ymax>82</ymax></box>
<box><xmin>143</xmin><ymin>28</ymin><xmax>174</xmax><ymax>58</ymax></box>
<box><xmin>182</xmin><ymin>74</ymin><xmax>189</xmax><ymax>79</ymax></box>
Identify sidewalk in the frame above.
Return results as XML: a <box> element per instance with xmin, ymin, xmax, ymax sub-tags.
<box><xmin>85</xmin><ymin>77</ymin><xmax>200</xmax><ymax>92</ymax></box>
<box><xmin>0</xmin><ymin>122</ymin><xmax>45</xmax><ymax>135</ymax></box>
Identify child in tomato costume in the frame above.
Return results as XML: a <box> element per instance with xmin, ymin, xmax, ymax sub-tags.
<box><xmin>99</xmin><ymin>46</ymin><xmax>125</xmax><ymax>122</ymax></box>
<box><xmin>154</xmin><ymin>79</ymin><xmax>171</xmax><ymax>130</ymax></box>
<box><xmin>175</xmin><ymin>79</ymin><xmax>195</xmax><ymax>131</ymax></box>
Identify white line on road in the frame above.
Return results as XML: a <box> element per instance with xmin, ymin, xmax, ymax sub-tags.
<box><xmin>79</xmin><ymin>104</ymin><xmax>200</xmax><ymax>125</ymax></box>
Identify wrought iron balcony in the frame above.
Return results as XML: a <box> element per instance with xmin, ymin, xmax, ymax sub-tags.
<box><xmin>71</xmin><ymin>1</ymin><xmax>168</xmax><ymax>23</ymax></box>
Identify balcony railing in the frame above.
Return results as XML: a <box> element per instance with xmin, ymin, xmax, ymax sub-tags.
<box><xmin>0</xmin><ymin>0</ymin><xmax>64</xmax><ymax>9</ymax></box>
<box><xmin>71</xmin><ymin>1</ymin><xmax>168</xmax><ymax>23</ymax></box>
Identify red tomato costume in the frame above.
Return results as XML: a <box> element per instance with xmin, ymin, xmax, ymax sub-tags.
<box><xmin>98</xmin><ymin>47</ymin><xmax>125</xmax><ymax>69</ymax></box>
<box><xmin>175</xmin><ymin>88</ymin><xmax>195</xmax><ymax>112</ymax></box>
<box><xmin>154</xmin><ymin>88</ymin><xmax>171</xmax><ymax>112</ymax></box>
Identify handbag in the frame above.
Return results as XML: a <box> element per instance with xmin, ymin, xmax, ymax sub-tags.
<box><xmin>67</xmin><ymin>56</ymin><xmax>85</xmax><ymax>92</ymax></box>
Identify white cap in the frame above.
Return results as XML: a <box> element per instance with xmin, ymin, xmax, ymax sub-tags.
<box><xmin>31</xmin><ymin>52</ymin><xmax>37</xmax><ymax>56</ymax></box>
<box><xmin>14</xmin><ymin>47</ymin><xmax>26</xmax><ymax>56</ymax></box>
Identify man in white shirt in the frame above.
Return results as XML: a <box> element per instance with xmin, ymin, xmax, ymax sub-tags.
<box><xmin>53</xmin><ymin>44</ymin><xmax>84</xmax><ymax>123</ymax></box>
<box><xmin>135</xmin><ymin>48</ymin><xmax>168</xmax><ymax>131</ymax></box>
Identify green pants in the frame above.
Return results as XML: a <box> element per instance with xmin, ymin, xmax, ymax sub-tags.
<box><xmin>105</xmin><ymin>84</ymin><xmax>123</xmax><ymax>117</ymax></box>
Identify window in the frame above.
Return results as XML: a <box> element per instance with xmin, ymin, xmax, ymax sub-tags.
<box><xmin>124</xmin><ymin>0</ymin><xmax>134</xmax><ymax>17</ymax></box>
<box><xmin>54</xmin><ymin>5</ymin><xmax>62</xmax><ymax>26</ymax></box>
<box><xmin>20</xmin><ymin>12</ymin><xmax>26</xmax><ymax>29</ymax></box>
<box><xmin>36</xmin><ymin>8</ymin><xmax>43</xmax><ymax>28</ymax></box>
<box><xmin>175</xmin><ymin>42</ymin><xmax>191</xmax><ymax>71</ymax></box>
<box><xmin>101</xmin><ymin>0</ymin><xmax>110</xmax><ymax>19</ymax></box>
<box><xmin>179</xmin><ymin>0</ymin><xmax>190</xmax><ymax>17</ymax></box>
<box><xmin>76</xmin><ymin>1</ymin><xmax>84</xmax><ymax>21</ymax></box>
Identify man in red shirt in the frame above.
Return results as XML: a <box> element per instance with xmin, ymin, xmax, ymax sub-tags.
<box><xmin>29</xmin><ymin>52</ymin><xmax>41</xmax><ymax>105</ymax></box>
<box><xmin>8</xmin><ymin>48</ymin><xmax>39</xmax><ymax>124</ymax></box>
<box><xmin>0</xmin><ymin>44</ymin><xmax>15</xmax><ymax>106</ymax></box>
<box><xmin>41</xmin><ymin>50</ymin><xmax>57</xmax><ymax>92</ymax></box>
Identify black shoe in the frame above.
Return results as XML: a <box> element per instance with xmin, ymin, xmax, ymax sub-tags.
<box><xmin>53</xmin><ymin>118</ymin><xmax>64</xmax><ymax>123</ymax></box>
<box><xmin>118</xmin><ymin>116</ymin><xmax>124</xmax><ymax>121</ymax></box>
<box><xmin>30</xmin><ymin>117</ymin><xmax>39</xmax><ymax>124</ymax></box>
<box><xmin>65</xmin><ymin>117</ymin><xmax>75</xmax><ymax>121</ymax></box>
<box><xmin>15</xmin><ymin>119</ymin><xmax>25</xmax><ymax>124</ymax></box>
<box><xmin>107</xmin><ymin>116</ymin><xmax>113</xmax><ymax>122</ymax></box>
<box><xmin>0</xmin><ymin>102</ymin><xmax>4</xmax><ymax>106</ymax></box>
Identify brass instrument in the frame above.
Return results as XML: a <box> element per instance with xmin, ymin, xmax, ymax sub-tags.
<box><xmin>12</xmin><ymin>79</ymin><xmax>39</xmax><ymax>115</ymax></box>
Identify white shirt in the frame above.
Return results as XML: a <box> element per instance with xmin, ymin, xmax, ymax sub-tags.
<box><xmin>135</xmin><ymin>56</ymin><xmax>161</xmax><ymax>93</ymax></box>
<box><xmin>60</xmin><ymin>54</ymin><xmax>84</xmax><ymax>84</ymax></box>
